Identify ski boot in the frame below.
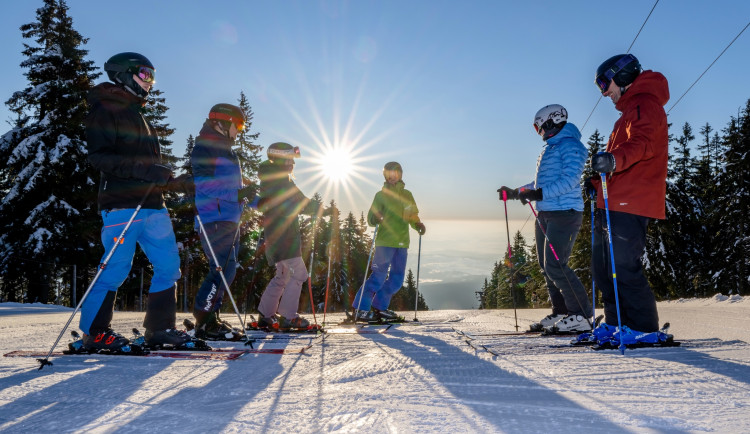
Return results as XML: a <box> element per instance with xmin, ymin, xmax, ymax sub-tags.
<box><xmin>373</xmin><ymin>308</ymin><xmax>405</xmax><ymax>323</ymax></box>
<box><xmin>194</xmin><ymin>312</ymin><xmax>245</xmax><ymax>341</ymax></box>
<box><xmin>546</xmin><ymin>315</ymin><xmax>593</xmax><ymax>335</ymax></box>
<box><xmin>528</xmin><ymin>313</ymin><xmax>565</xmax><ymax>332</ymax></box>
<box><xmin>253</xmin><ymin>313</ymin><xmax>280</xmax><ymax>331</ymax></box>
<box><xmin>69</xmin><ymin>329</ymin><xmax>145</xmax><ymax>355</ymax></box>
<box><xmin>143</xmin><ymin>328</ymin><xmax>210</xmax><ymax>351</ymax></box>
<box><xmin>278</xmin><ymin>315</ymin><xmax>310</xmax><ymax>331</ymax></box>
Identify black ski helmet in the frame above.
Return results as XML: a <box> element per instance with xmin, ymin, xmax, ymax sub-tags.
<box><xmin>383</xmin><ymin>161</ymin><xmax>403</xmax><ymax>180</ymax></box>
<box><xmin>104</xmin><ymin>52</ymin><xmax>155</xmax><ymax>99</ymax></box>
<box><xmin>595</xmin><ymin>54</ymin><xmax>641</xmax><ymax>94</ymax></box>
<box><xmin>267</xmin><ymin>142</ymin><xmax>300</xmax><ymax>164</ymax></box>
<box><xmin>208</xmin><ymin>103</ymin><xmax>246</xmax><ymax>131</ymax></box>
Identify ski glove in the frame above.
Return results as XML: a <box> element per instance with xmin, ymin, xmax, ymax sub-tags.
<box><xmin>583</xmin><ymin>177</ymin><xmax>596</xmax><ymax>198</ymax></box>
<box><xmin>497</xmin><ymin>186</ymin><xmax>519</xmax><ymax>201</ymax></box>
<box><xmin>168</xmin><ymin>173</ymin><xmax>195</xmax><ymax>197</ymax></box>
<box><xmin>415</xmin><ymin>222</ymin><xmax>426</xmax><ymax>235</ymax></box>
<box><xmin>135</xmin><ymin>163</ymin><xmax>173</xmax><ymax>186</ymax></box>
<box><xmin>519</xmin><ymin>188</ymin><xmax>543</xmax><ymax>205</ymax></box>
<box><xmin>591</xmin><ymin>152</ymin><xmax>616</xmax><ymax>173</ymax></box>
<box><xmin>238</xmin><ymin>184</ymin><xmax>258</xmax><ymax>202</ymax></box>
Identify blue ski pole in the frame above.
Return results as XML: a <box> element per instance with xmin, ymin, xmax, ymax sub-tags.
<box><xmin>600</xmin><ymin>172</ymin><xmax>625</xmax><ymax>355</ymax></box>
<box><xmin>590</xmin><ymin>189</ymin><xmax>596</xmax><ymax>325</ymax></box>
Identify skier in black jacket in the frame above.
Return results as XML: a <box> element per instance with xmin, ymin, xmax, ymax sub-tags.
<box><xmin>80</xmin><ymin>52</ymin><xmax>193</xmax><ymax>350</ymax></box>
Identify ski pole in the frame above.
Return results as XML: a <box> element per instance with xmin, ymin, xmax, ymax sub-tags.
<box><xmin>413</xmin><ymin>234</ymin><xmax>422</xmax><ymax>322</ymax></box>
<box><xmin>194</xmin><ymin>213</ymin><xmax>250</xmax><ymax>344</ymax></box>
<box><xmin>306</xmin><ymin>216</ymin><xmax>318</xmax><ymax>326</ymax></box>
<box><xmin>502</xmin><ymin>190</ymin><xmax>519</xmax><ymax>331</ymax></box>
<box><xmin>37</xmin><ymin>184</ymin><xmax>156</xmax><ymax>370</ymax></box>
<box><xmin>354</xmin><ymin>224</ymin><xmax>379</xmax><ymax>324</ymax></box>
<box><xmin>589</xmin><ymin>189</ymin><xmax>596</xmax><ymax>325</ymax></box>
<box><xmin>600</xmin><ymin>172</ymin><xmax>625</xmax><ymax>355</ymax></box>
<box><xmin>323</xmin><ymin>241</ymin><xmax>332</xmax><ymax>326</ymax></box>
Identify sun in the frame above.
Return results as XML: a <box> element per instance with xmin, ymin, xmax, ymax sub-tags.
<box><xmin>319</xmin><ymin>148</ymin><xmax>355</xmax><ymax>183</ymax></box>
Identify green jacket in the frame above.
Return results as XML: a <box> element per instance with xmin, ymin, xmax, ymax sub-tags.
<box><xmin>367</xmin><ymin>180</ymin><xmax>421</xmax><ymax>248</ymax></box>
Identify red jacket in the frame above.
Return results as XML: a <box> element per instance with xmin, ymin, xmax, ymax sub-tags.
<box><xmin>592</xmin><ymin>70</ymin><xmax>670</xmax><ymax>219</ymax></box>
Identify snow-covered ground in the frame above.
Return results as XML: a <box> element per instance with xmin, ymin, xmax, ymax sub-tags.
<box><xmin>1</xmin><ymin>296</ymin><xmax>748</xmax><ymax>433</ymax></box>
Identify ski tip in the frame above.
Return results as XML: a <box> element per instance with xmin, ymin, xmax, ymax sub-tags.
<box><xmin>36</xmin><ymin>358</ymin><xmax>53</xmax><ymax>370</ymax></box>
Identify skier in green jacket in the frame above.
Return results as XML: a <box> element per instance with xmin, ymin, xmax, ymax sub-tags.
<box><xmin>352</xmin><ymin>162</ymin><xmax>426</xmax><ymax>321</ymax></box>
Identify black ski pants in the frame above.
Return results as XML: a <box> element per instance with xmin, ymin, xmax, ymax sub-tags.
<box><xmin>593</xmin><ymin>209</ymin><xmax>659</xmax><ymax>332</ymax></box>
<box><xmin>536</xmin><ymin>210</ymin><xmax>591</xmax><ymax>317</ymax></box>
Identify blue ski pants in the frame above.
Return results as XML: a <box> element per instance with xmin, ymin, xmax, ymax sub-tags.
<box><xmin>352</xmin><ymin>246</ymin><xmax>408</xmax><ymax>312</ymax></box>
<box><xmin>79</xmin><ymin>208</ymin><xmax>181</xmax><ymax>335</ymax></box>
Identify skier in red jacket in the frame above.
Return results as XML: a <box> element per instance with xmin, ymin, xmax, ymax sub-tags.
<box><xmin>588</xmin><ymin>54</ymin><xmax>669</xmax><ymax>344</ymax></box>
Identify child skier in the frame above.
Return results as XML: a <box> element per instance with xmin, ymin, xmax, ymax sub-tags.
<box><xmin>256</xmin><ymin>143</ymin><xmax>322</xmax><ymax>331</ymax></box>
<box><xmin>352</xmin><ymin>161</ymin><xmax>426</xmax><ymax>322</ymax></box>
<box><xmin>190</xmin><ymin>103</ymin><xmax>256</xmax><ymax>340</ymax></box>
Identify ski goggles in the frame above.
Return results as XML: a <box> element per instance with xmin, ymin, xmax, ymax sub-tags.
<box><xmin>136</xmin><ymin>65</ymin><xmax>155</xmax><ymax>84</ymax></box>
<box><xmin>595</xmin><ymin>54</ymin><xmax>637</xmax><ymax>94</ymax></box>
<box><xmin>268</xmin><ymin>146</ymin><xmax>301</xmax><ymax>160</ymax></box>
<box><xmin>533</xmin><ymin>120</ymin><xmax>553</xmax><ymax>135</ymax></box>
<box><xmin>209</xmin><ymin>112</ymin><xmax>246</xmax><ymax>131</ymax></box>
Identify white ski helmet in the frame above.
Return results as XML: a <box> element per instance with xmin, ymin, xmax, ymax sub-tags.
<box><xmin>533</xmin><ymin>104</ymin><xmax>568</xmax><ymax>139</ymax></box>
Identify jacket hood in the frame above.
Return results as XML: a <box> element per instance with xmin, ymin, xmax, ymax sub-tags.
<box><xmin>383</xmin><ymin>180</ymin><xmax>406</xmax><ymax>191</ymax></box>
<box><xmin>546</xmin><ymin>122</ymin><xmax>582</xmax><ymax>146</ymax></box>
<box><xmin>616</xmin><ymin>70</ymin><xmax>670</xmax><ymax>111</ymax></box>
<box><xmin>88</xmin><ymin>82</ymin><xmax>144</xmax><ymax>108</ymax></box>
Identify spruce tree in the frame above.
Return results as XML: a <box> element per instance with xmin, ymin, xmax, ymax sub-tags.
<box><xmin>0</xmin><ymin>0</ymin><xmax>100</xmax><ymax>303</ymax></box>
<box><xmin>646</xmin><ymin>122</ymin><xmax>699</xmax><ymax>298</ymax></box>
<box><xmin>716</xmin><ymin>100</ymin><xmax>750</xmax><ymax>295</ymax></box>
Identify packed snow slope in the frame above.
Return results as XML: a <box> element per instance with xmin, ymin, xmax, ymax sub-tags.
<box><xmin>0</xmin><ymin>296</ymin><xmax>748</xmax><ymax>433</ymax></box>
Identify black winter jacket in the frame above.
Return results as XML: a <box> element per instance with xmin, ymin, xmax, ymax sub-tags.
<box><xmin>258</xmin><ymin>160</ymin><xmax>319</xmax><ymax>264</ymax></box>
<box><xmin>86</xmin><ymin>83</ymin><xmax>166</xmax><ymax>210</ymax></box>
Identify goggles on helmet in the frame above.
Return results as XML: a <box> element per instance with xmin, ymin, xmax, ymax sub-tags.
<box><xmin>209</xmin><ymin>111</ymin><xmax>245</xmax><ymax>132</ymax></box>
<box><xmin>595</xmin><ymin>54</ymin><xmax>637</xmax><ymax>94</ymax></box>
<box><xmin>269</xmin><ymin>146</ymin><xmax>301</xmax><ymax>160</ymax></box>
<box><xmin>137</xmin><ymin>65</ymin><xmax>155</xmax><ymax>84</ymax></box>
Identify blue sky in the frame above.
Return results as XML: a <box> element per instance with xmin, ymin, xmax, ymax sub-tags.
<box><xmin>2</xmin><ymin>1</ymin><xmax>750</xmax><ymax>222</ymax></box>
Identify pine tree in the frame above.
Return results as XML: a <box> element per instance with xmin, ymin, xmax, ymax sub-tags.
<box><xmin>645</xmin><ymin>122</ymin><xmax>698</xmax><ymax>298</ymax></box>
<box><xmin>716</xmin><ymin>100</ymin><xmax>750</xmax><ymax>295</ymax></box>
<box><xmin>0</xmin><ymin>0</ymin><xmax>100</xmax><ymax>303</ymax></box>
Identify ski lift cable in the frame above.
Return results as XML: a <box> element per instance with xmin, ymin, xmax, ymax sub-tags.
<box><xmin>667</xmin><ymin>19</ymin><xmax>750</xmax><ymax>115</ymax></box>
<box><xmin>581</xmin><ymin>0</ymin><xmax>660</xmax><ymax>133</ymax></box>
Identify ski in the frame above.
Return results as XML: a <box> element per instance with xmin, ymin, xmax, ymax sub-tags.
<box><xmin>242</xmin><ymin>315</ymin><xmax>324</xmax><ymax>334</ymax></box>
<box><xmin>4</xmin><ymin>349</ymin><xmax>247</xmax><ymax>361</ymax></box>
<box><xmin>340</xmin><ymin>311</ymin><xmax>406</xmax><ymax>326</ymax></box>
<box><xmin>323</xmin><ymin>324</ymin><xmax>392</xmax><ymax>334</ymax></box>
<box><xmin>454</xmin><ymin>328</ymin><xmax>574</xmax><ymax>339</ymax></box>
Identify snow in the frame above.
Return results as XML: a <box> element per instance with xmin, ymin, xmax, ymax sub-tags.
<box><xmin>1</xmin><ymin>298</ymin><xmax>749</xmax><ymax>432</ymax></box>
